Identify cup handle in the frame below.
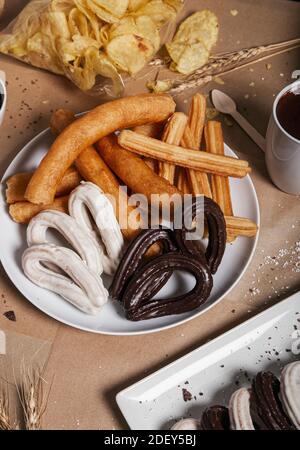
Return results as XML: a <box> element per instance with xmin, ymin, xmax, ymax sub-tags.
<box><xmin>0</xmin><ymin>71</ymin><xmax>6</xmax><ymax>84</ymax></box>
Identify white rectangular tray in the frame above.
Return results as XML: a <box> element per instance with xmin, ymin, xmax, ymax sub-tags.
<box><xmin>116</xmin><ymin>292</ymin><xmax>300</xmax><ymax>430</ymax></box>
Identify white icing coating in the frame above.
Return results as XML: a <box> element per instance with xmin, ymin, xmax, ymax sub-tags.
<box><xmin>171</xmin><ymin>418</ymin><xmax>201</xmax><ymax>430</ymax></box>
<box><xmin>22</xmin><ymin>244</ymin><xmax>108</xmax><ymax>315</ymax></box>
<box><xmin>27</xmin><ymin>209</ymin><xmax>103</xmax><ymax>275</ymax></box>
<box><xmin>229</xmin><ymin>388</ymin><xmax>255</xmax><ymax>430</ymax></box>
<box><xmin>281</xmin><ymin>361</ymin><xmax>300</xmax><ymax>429</ymax></box>
<box><xmin>69</xmin><ymin>182</ymin><xmax>124</xmax><ymax>275</ymax></box>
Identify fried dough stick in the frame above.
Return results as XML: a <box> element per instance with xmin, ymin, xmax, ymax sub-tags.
<box><xmin>25</xmin><ymin>94</ymin><xmax>175</xmax><ymax>205</ymax></box>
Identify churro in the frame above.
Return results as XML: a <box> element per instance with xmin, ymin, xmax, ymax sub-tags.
<box><xmin>225</xmin><ymin>216</ymin><xmax>258</xmax><ymax>238</ymax></box>
<box><xmin>96</xmin><ymin>134</ymin><xmax>181</xmax><ymax>201</ymax></box>
<box><xmin>27</xmin><ymin>210</ymin><xmax>104</xmax><ymax>275</ymax></box>
<box><xmin>118</xmin><ymin>130</ymin><xmax>251</xmax><ymax>178</ymax></box>
<box><xmin>69</xmin><ymin>182</ymin><xmax>124</xmax><ymax>275</ymax></box>
<box><xmin>158</xmin><ymin>112</ymin><xmax>188</xmax><ymax>184</ymax></box>
<box><xmin>9</xmin><ymin>196</ymin><xmax>69</xmax><ymax>224</ymax></box>
<box><xmin>132</xmin><ymin>122</ymin><xmax>165</xmax><ymax>139</ymax></box>
<box><xmin>181</xmin><ymin>124</ymin><xmax>212</xmax><ymax>197</ymax></box>
<box><xmin>176</xmin><ymin>168</ymin><xmax>191</xmax><ymax>194</ymax></box>
<box><xmin>25</xmin><ymin>94</ymin><xmax>176</xmax><ymax>205</ymax></box>
<box><xmin>22</xmin><ymin>244</ymin><xmax>108</xmax><ymax>315</ymax></box>
<box><xmin>50</xmin><ymin>108</ymin><xmax>76</xmax><ymax>135</ymax></box>
<box><xmin>205</xmin><ymin>121</ymin><xmax>233</xmax><ymax>216</ymax></box>
<box><xmin>188</xmin><ymin>93</ymin><xmax>206</xmax><ymax>149</ymax></box>
<box><xmin>50</xmin><ymin>109</ymin><xmax>141</xmax><ymax>242</ymax></box>
<box><xmin>133</xmin><ymin>123</ymin><xmax>164</xmax><ymax>173</ymax></box>
<box><xmin>6</xmin><ymin>167</ymin><xmax>81</xmax><ymax>204</ymax></box>
<box><xmin>185</xmin><ymin>94</ymin><xmax>212</xmax><ymax>198</ymax></box>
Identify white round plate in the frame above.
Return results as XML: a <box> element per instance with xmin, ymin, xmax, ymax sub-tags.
<box><xmin>0</xmin><ymin>128</ymin><xmax>260</xmax><ymax>335</ymax></box>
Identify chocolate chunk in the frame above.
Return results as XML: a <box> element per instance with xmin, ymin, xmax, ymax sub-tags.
<box><xmin>3</xmin><ymin>310</ymin><xmax>16</xmax><ymax>322</ymax></box>
<box><xmin>182</xmin><ymin>388</ymin><xmax>193</xmax><ymax>402</ymax></box>
<box><xmin>201</xmin><ymin>405</ymin><xmax>230</xmax><ymax>430</ymax></box>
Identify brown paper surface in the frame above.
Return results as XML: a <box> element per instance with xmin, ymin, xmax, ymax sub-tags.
<box><xmin>0</xmin><ymin>0</ymin><xmax>299</xmax><ymax>429</ymax></box>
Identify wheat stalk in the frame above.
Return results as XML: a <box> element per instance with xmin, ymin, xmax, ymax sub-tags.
<box><xmin>148</xmin><ymin>37</ymin><xmax>300</xmax><ymax>94</ymax></box>
<box><xmin>17</xmin><ymin>365</ymin><xmax>47</xmax><ymax>430</ymax></box>
<box><xmin>0</xmin><ymin>382</ymin><xmax>12</xmax><ymax>430</ymax></box>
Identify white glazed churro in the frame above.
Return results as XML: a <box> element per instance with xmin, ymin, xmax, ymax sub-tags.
<box><xmin>27</xmin><ymin>209</ymin><xmax>104</xmax><ymax>275</ymax></box>
<box><xmin>69</xmin><ymin>182</ymin><xmax>124</xmax><ymax>275</ymax></box>
<box><xmin>229</xmin><ymin>388</ymin><xmax>255</xmax><ymax>430</ymax></box>
<box><xmin>22</xmin><ymin>244</ymin><xmax>108</xmax><ymax>315</ymax></box>
<box><xmin>280</xmin><ymin>362</ymin><xmax>300</xmax><ymax>429</ymax></box>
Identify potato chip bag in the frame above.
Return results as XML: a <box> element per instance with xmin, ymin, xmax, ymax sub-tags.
<box><xmin>0</xmin><ymin>0</ymin><xmax>183</xmax><ymax>94</ymax></box>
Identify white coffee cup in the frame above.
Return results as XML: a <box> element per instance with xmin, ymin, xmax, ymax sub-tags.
<box><xmin>0</xmin><ymin>70</ymin><xmax>7</xmax><ymax>127</ymax></box>
<box><xmin>265</xmin><ymin>79</ymin><xmax>300</xmax><ymax>195</ymax></box>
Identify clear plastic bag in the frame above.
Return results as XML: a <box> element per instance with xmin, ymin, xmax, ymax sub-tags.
<box><xmin>0</xmin><ymin>0</ymin><xmax>184</xmax><ymax>97</ymax></box>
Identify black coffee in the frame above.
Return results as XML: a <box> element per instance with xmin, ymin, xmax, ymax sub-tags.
<box><xmin>0</xmin><ymin>93</ymin><xmax>3</xmax><ymax>110</ymax></box>
<box><xmin>276</xmin><ymin>90</ymin><xmax>300</xmax><ymax>141</ymax></box>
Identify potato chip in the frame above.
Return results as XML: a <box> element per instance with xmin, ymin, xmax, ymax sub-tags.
<box><xmin>27</xmin><ymin>32</ymin><xmax>64</xmax><ymax>74</ymax></box>
<box><xmin>128</xmin><ymin>0</ymin><xmax>148</xmax><ymax>11</ymax></box>
<box><xmin>74</xmin><ymin>0</ymin><xmax>103</xmax><ymax>42</ymax></box>
<box><xmin>146</xmin><ymin>78</ymin><xmax>174</xmax><ymax>93</ymax></box>
<box><xmin>68</xmin><ymin>8</ymin><xmax>89</xmax><ymax>37</ymax></box>
<box><xmin>85</xmin><ymin>0</ymin><xmax>128</xmax><ymax>23</ymax></box>
<box><xmin>106</xmin><ymin>34</ymin><xmax>154</xmax><ymax>74</ymax></box>
<box><xmin>58</xmin><ymin>35</ymin><xmax>100</xmax><ymax>63</ymax></box>
<box><xmin>135</xmin><ymin>15</ymin><xmax>160</xmax><ymax>51</ymax></box>
<box><xmin>51</xmin><ymin>0</ymin><xmax>74</xmax><ymax>13</ymax></box>
<box><xmin>47</xmin><ymin>11</ymin><xmax>71</xmax><ymax>39</ymax></box>
<box><xmin>108</xmin><ymin>16</ymin><xmax>137</xmax><ymax>39</ymax></box>
<box><xmin>109</xmin><ymin>15</ymin><xmax>159</xmax><ymax>52</ymax></box>
<box><xmin>170</xmin><ymin>42</ymin><xmax>209</xmax><ymax>74</ymax></box>
<box><xmin>134</xmin><ymin>0</ymin><xmax>181</xmax><ymax>27</ymax></box>
<box><xmin>64</xmin><ymin>47</ymin><xmax>123</xmax><ymax>93</ymax></box>
<box><xmin>166</xmin><ymin>10</ymin><xmax>219</xmax><ymax>74</ymax></box>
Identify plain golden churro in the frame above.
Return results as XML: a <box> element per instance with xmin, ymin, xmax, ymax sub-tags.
<box><xmin>9</xmin><ymin>196</ymin><xmax>69</xmax><ymax>224</ymax></box>
<box><xmin>181</xmin><ymin>124</ymin><xmax>212</xmax><ymax>198</ymax></box>
<box><xmin>159</xmin><ymin>112</ymin><xmax>188</xmax><ymax>184</ymax></box>
<box><xmin>50</xmin><ymin>109</ymin><xmax>141</xmax><ymax>242</ymax></box>
<box><xmin>205</xmin><ymin>121</ymin><xmax>233</xmax><ymax>216</ymax></box>
<box><xmin>225</xmin><ymin>216</ymin><xmax>258</xmax><ymax>238</ymax></box>
<box><xmin>186</xmin><ymin>94</ymin><xmax>212</xmax><ymax>198</ymax></box>
<box><xmin>118</xmin><ymin>131</ymin><xmax>251</xmax><ymax>178</ymax></box>
<box><xmin>133</xmin><ymin>122</ymin><xmax>165</xmax><ymax>173</ymax></box>
<box><xmin>132</xmin><ymin>122</ymin><xmax>165</xmax><ymax>139</ymax></box>
<box><xmin>177</xmin><ymin>168</ymin><xmax>191</xmax><ymax>194</ymax></box>
<box><xmin>96</xmin><ymin>135</ymin><xmax>181</xmax><ymax>201</ymax></box>
<box><xmin>6</xmin><ymin>167</ymin><xmax>81</xmax><ymax>204</ymax></box>
<box><xmin>50</xmin><ymin>108</ymin><xmax>76</xmax><ymax>135</ymax></box>
<box><xmin>188</xmin><ymin>93</ymin><xmax>206</xmax><ymax>149</ymax></box>
<box><xmin>25</xmin><ymin>94</ymin><xmax>176</xmax><ymax>205</ymax></box>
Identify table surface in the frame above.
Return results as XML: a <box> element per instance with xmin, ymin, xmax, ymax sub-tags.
<box><xmin>0</xmin><ymin>0</ymin><xmax>299</xmax><ymax>430</ymax></box>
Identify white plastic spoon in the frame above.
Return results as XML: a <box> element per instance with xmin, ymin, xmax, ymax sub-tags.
<box><xmin>211</xmin><ymin>89</ymin><xmax>266</xmax><ymax>152</ymax></box>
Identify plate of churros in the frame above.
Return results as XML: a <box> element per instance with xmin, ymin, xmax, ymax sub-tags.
<box><xmin>0</xmin><ymin>93</ymin><xmax>260</xmax><ymax>335</ymax></box>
